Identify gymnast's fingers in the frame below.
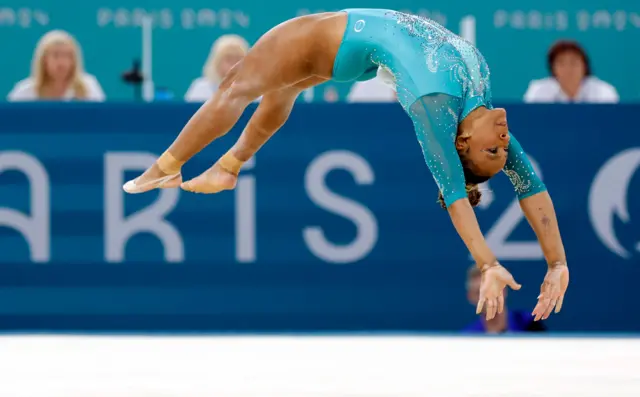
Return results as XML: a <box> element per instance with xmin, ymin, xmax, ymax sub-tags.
<box><xmin>497</xmin><ymin>294</ymin><xmax>505</xmax><ymax>315</ymax></box>
<box><xmin>476</xmin><ymin>297</ymin><xmax>486</xmax><ymax>315</ymax></box>
<box><xmin>485</xmin><ymin>298</ymin><xmax>496</xmax><ymax>321</ymax></box>
<box><xmin>555</xmin><ymin>295</ymin><xmax>565</xmax><ymax>313</ymax></box>
<box><xmin>542</xmin><ymin>296</ymin><xmax>558</xmax><ymax>320</ymax></box>
<box><xmin>533</xmin><ymin>294</ymin><xmax>550</xmax><ymax>322</ymax></box>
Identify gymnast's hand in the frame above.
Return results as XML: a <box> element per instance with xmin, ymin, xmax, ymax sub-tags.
<box><xmin>532</xmin><ymin>262</ymin><xmax>569</xmax><ymax>321</ymax></box>
<box><xmin>476</xmin><ymin>262</ymin><xmax>522</xmax><ymax>320</ymax></box>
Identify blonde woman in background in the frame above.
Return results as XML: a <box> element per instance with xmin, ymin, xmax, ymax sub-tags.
<box><xmin>7</xmin><ymin>30</ymin><xmax>105</xmax><ymax>102</ymax></box>
<box><xmin>185</xmin><ymin>34</ymin><xmax>251</xmax><ymax>102</ymax></box>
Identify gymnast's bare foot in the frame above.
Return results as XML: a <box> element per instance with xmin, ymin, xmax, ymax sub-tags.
<box><xmin>122</xmin><ymin>163</ymin><xmax>182</xmax><ymax>194</ymax></box>
<box><xmin>181</xmin><ymin>162</ymin><xmax>238</xmax><ymax>193</ymax></box>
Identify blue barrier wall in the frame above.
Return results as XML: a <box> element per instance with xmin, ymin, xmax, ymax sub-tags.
<box><xmin>0</xmin><ymin>103</ymin><xmax>638</xmax><ymax>332</ymax></box>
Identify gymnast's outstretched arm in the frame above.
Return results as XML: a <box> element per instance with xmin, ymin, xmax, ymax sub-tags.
<box><xmin>409</xmin><ymin>94</ymin><xmax>500</xmax><ymax>267</ymax></box>
<box><xmin>503</xmin><ymin>134</ymin><xmax>566</xmax><ymax>265</ymax></box>
<box><xmin>503</xmin><ymin>134</ymin><xmax>569</xmax><ymax>319</ymax></box>
<box><xmin>410</xmin><ymin>94</ymin><xmax>521</xmax><ymax>320</ymax></box>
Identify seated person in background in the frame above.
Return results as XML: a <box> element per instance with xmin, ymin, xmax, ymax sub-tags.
<box><xmin>7</xmin><ymin>30</ymin><xmax>105</xmax><ymax>102</ymax></box>
<box><xmin>185</xmin><ymin>34</ymin><xmax>251</xmax><ymax>102</ymax></box>
<box><xmin>347</xmin><ymin>66</ymin><xmax>397</xmax><ymax>103</ymax></box>
<box><xmin>463</xmin><ymin>265</ymin><xmax>546</xmax><ymax>334</ymax></box>
<box><xmin>524</xmin><ymin>40</ymin><xmax>618</xmax><ymax>104</ymax></box>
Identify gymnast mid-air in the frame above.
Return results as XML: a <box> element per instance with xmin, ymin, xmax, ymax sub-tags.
<box><xmin>123</xmin><ymin>9</ymin><xmax>569</xmax><ymax>321</ymax></box>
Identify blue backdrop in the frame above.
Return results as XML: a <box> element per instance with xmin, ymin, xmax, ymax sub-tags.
<box><xmin>1</xmin><ymin>1</ymin><xmax>639</xmax><ymax>101</ymax></box>
<box><xmin>0</xmin><ymin>102</ymin><xmax>638</xmax><ymax>332</ymax></box>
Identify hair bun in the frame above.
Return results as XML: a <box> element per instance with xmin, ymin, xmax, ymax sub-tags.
<box><xmin>437</xmin><ymin>185</ymin><xmax>483</xmax><ymax>210</ymax></box>
<box><xmin>466</xmin><ymin>184</ymin><xmax>482</xmax><ymax>207</ymax></box>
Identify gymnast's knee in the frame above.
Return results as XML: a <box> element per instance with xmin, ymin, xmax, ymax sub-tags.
<box><xmin>215</xmin><ymin>81</ymin><xmax>260</xmax><ymax>110</ymax></box>
<box><xmin>206</xmin><ymin>87</ymin><xmax>252</xmax><ymax>119</ymax></box>
<box><xmin>217</xmin><ymin>62</ymin><xmax>262</xmax><ymax>106</ymax></box>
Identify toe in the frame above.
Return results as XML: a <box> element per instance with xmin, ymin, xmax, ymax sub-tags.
<box><xmin>123</xmin><ymin>179</ymin><xmax>140</xmax><ymax>194</ymax></box>
<box><xmin>180</xmin><ymin>181</ymin><xmax>194</xmax><ymax>191</ymax></box>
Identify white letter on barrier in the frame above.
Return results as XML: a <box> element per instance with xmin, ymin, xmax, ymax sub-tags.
<box><xmin>104</xmin><ymin>152</ymin><xmax>183</xmax><ymax>263</ymax></box>
<box><xmin>0</xmin><ymin>151</ymin><xmax>50</xmax><ymax>262</ymax></box>
<box><xmin>303</xmin><ymin>150</ymin><xmax>377</xmax><ymax>263</ymax></box>
<box><xmin>235</xmin><ymin>157</ymin><xmax>256</xmax><ymax>263</ymax></box>
<box><xmin>484</xmin><ymin>156</ymin><xmax>544</xmax><ymax>260</ymax></box>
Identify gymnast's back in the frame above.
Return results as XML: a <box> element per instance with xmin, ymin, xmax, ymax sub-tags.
<box><xmin>332</xmin><ymin>9</ymin><xmax>492</xmax><ymax>116</ymax></box>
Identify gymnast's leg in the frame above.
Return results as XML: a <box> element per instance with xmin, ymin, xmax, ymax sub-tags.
<box><xmin>122</xmin><ymin>62</ymin><xmax>272</xmax><ymax>193</ymax></box>
<box><xmin>181</xmin><ymin>77</ymin><xmax>327</xmax><ymax>193</ymax></box>
<box><xmin>122</xmin><ymin>14</ymin><xmax>336</xmax><ymax>194</ymax></box>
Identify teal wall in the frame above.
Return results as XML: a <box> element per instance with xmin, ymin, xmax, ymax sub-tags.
<box><xmin>1</xmin><ymin>1</ymin><xmax>638</xmax><ymax>101</ymax></box>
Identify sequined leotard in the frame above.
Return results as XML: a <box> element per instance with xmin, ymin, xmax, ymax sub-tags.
<box><xmin>332</xmin><ymin>9</ymin><xmax>546</xmax><ymax>206</ymax></box>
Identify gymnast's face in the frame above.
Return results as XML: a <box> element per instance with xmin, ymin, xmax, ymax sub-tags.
<box><xmin>457</xmin><ymin>108</ymin><xmax>510</xmax><ymax>178</ymax></box>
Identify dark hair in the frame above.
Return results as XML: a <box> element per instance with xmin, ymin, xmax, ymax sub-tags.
<box><xmin>547</xmin><ymin>40</ymin><xmax>591</xmax><ymax>77</ymax></box>
<box><xmin>437</xmin><ymin>167</ymin><xmax>490</xmax><ymax>209</ymax></box>
<box><xmin>439</xmin><ymin>129</ymin><xmax>494</xmax><ymax>209</ymax></box>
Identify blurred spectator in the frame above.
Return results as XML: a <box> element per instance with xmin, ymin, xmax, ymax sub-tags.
<box><xmin>463</xmin><ymin>265</ymin><xmax>546</xmax><ymax>334</ymax></box>
<box><xmin>347</xmin><ymin>66</ymin><xmax>396</xmax><ymax>103</ymax></box>
<box><xmin>347</xmin><ymin>78</ymin><xmax>396</xmax><ymax>103</ymax></box>
<box><xmin>324</xmin><ymin>86</ymin><xmax>340</xmax><ymax>102</ymax></box>
<box><xmin>185</xmin><ymin>34</ymin><xmax>250</xmax><ymax>102</ymax></box>
<box><xmin>524</xmin><ymin>40</ymin><xmax>618</xmax><ymax>104</ymax></box>
<box><xmin>7</xmin><ymin>30</ymin><xmax>105</xmax><ymax>102</ymax></box>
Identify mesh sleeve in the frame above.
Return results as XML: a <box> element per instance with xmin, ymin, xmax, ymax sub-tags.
<box><xmin>503</xmin><ymin>132</ymin><xmax>547</xmax><ymax>199</ymax></box>
<box><xmin>408</xmin><ymin>94</ymin><xmax>468</xmax><ymax>207</ymax></box>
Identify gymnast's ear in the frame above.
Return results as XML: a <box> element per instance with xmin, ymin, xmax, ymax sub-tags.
<box><xmin>455</xmin><ymin>130</ymin><xmax>472</xmax><ymax>151</ymax></box>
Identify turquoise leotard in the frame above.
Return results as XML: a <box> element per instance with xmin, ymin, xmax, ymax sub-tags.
<box><xmin>332</xmin><ymin>9</ymin><xmax>546</xmax><ymax>207</ymax></box>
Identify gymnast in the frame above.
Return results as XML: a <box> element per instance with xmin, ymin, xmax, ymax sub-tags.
<box><xmin>123</xmin><ymin>9</ymin><xmax>569</xmax><ymax>321</ymax></box>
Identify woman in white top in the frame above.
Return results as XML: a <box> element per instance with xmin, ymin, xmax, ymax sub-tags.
<box><xmin>347</xmin><ymin>77</ymin><xmax>397</xmax><ymax>103</ymax></box>
<box><xmin>524</xmin><ymin>40</ymin><xmax>618</xmax><ymax>104</ymax></box>
<box><xmin>347</xmin><ymin>67</ymin><xmax>397</xmax><ymax>103</ymax></box>
<box><xmin>185</xmin><ymin>35</ymin><xmax>250</xmax><ymax>102</ymax></box>
<box><xmin>7</xmin><ymin>30</ymin><xmax>105</xmax><ymax>102</ymax></box>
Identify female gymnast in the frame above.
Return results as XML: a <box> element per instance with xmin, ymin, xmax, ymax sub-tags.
<box><xmin>124</xmin><ymin>9</ymin><xmax>569</xmax><ymax>321</ymax></box>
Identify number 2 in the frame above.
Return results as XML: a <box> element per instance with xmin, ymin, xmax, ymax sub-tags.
<box><xmin>478</xmin><ymin>156</ymin><xmax>544</xmax><ymax>261</ymax></box>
